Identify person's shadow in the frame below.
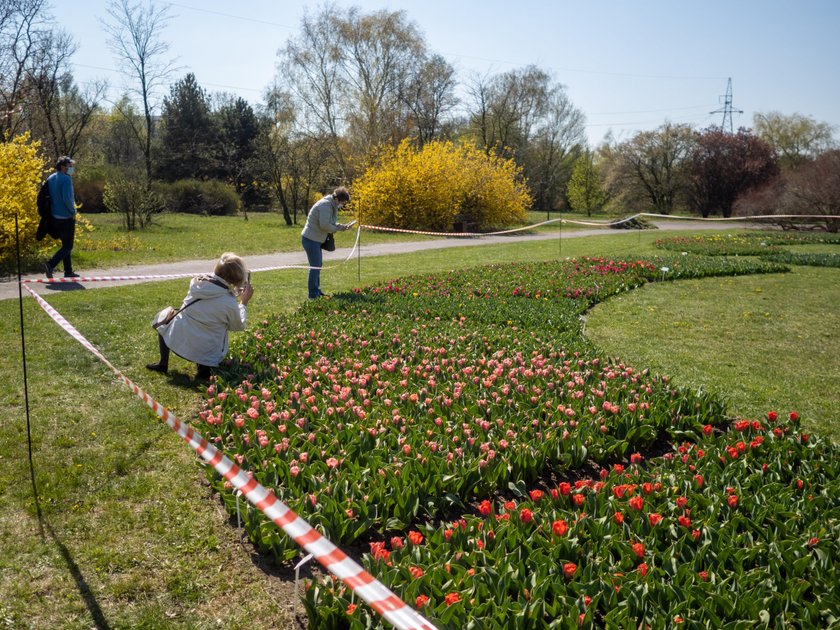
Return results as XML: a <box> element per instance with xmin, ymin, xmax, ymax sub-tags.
<box><xmin>44</xmin><ymin>281</ymin><xmax>85</xmax><ymax>292</ymax></box>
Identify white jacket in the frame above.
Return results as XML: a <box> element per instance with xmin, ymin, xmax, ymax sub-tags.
<box><xmin>158</xmin><ymin>274</ymin><xmax>246</xmax><ymax>367</ymax></box>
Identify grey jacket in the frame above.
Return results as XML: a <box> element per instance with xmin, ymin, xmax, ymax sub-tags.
<box><xmin>158</xmin><ymin>274</ymin><xmax>246</xmax><ymax>367</ymax></box>
<box><xmin>301</xmin><ymin>195</ymin><xmax>342</xmax><ymax>243</ymax></box>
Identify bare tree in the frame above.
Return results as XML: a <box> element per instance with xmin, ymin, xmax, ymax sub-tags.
<box><xmin>400</xmin><ymin>53</ymin><xmax>458</xmax><ymax>147</ymax></box>
<box><xmin>259</xmin><ymin>86</ymin><xmax>329</xmax><ymax>225</ymax></box>
<box><xmin>0</xmin><ymin>0</ymin><xmax>49</xmax><ymax>138</ymax></box>
<box><xmin>278</xmin><ymin>5</ymin><xmax>428</xmax><ymax>178</ymax></box>
<box><xmin>603</xmin><ymin>123</ymin><xmax>695</xmax><ymax>215</ymax></box>
<box><xmin>280</xmin><ymin>6</ymin><xmax>347</xmax><ymax>178</ymax></box>
<box><xmin>467</xmin><ymin>66</ymin><xmax>553</xmax><ymax>159</ymax></box>
<box><xmin>337</xmin><ymin>7</ymin><xmax>424</xmax><ymax>156</ymax></box>
<box><xmin>465</xmin><ymin>66</ymin><xmax>586</xmax><ymax>210</ymax></box>
<box><xmin>103</xmin><ymin>0</ymin><xmax>177</xmax><ymax>186</ymax></box>
<box><xmin>526</xmin><ymin>88</ymin><xmax>586</xmax><ymax>210</ymax></box>
<box><xmin>25</xmin><ymin>29</ymin><xmax>106</xmax><ymax>157</ymax></box>
<box><xmin>782</xmin><ymin>149</ymin><xmax>840</xmax><ymax>232</ymax></box>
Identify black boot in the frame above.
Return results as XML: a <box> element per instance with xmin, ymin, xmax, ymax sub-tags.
<box><xmin>147</xmin><ymin>334</ymin><xmax>170</xmax><ymax>373</ymax></box>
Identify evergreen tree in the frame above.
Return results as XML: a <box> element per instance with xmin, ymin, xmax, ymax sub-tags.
<box><xmin>156</xmin><ymin>73</ymin><xmax>215</xmax><ymax>181</ymax></box>
<box><xmin>215</xmin><ymin>97</ymin><xmax>263</xmax><ymax>206</ymax></box>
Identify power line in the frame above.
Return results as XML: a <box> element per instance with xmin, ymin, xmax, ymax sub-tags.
<box><xmin>587</xmin><ymin>104</ymin><xmax>719</xmax><ymax>116</ymax></box>
<box><xmin>445</xmin><ymin>52</ymin><xmax>727</xmax><ymax>82</ymax></box>
<box><xmin>585</xmin><ymin>112</ymin><xmax>717</xmax><ymax>128</ymax></box>
<box><xmin>73</xmin><ymin>62</ymin><xmax>264</xmax><ymax>94</ymax></box>
<box><xmin>165</xmin><ymin>2</ymin><xmax>295</xmax><ymax>29</ymax></box>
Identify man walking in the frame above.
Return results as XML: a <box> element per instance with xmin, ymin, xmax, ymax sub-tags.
<box><xmin>44</xmin><ymin>156</ymin><xmax>79</xmax><ymax>279</ymax></box>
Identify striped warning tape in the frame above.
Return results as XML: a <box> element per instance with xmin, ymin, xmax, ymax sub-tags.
<box><xmin>359</xmin><ymin>216</ymin><xmax>565</xmax><ymax>237</ymax></box>
<box><xmin>22</xmin><ymin>284</ymin><xmax>436</xmax><ymax>630</ymax></box>
<box><xmin>363</xmin><ymin>212</ymin><xmax>840</xmax><ymax>234</ymax></box>
<box><xmin>20</xmin><ymin>212</ymin><xmax>840</xmax><ymax>284</ymax></box>
<box><xmin>21</xmin><ymin>227</ymin><xmax>364</xmax><ymax>283</ymax></box>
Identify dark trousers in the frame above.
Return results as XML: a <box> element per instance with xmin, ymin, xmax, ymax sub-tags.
<box><xmin>301</xmin><ymin>235</ymin><xmax>323</xmax><ymax>299</ymax></box>
<box><xmin>47</xmin><ymin>218</ymin><xmax>76</xmax><ymax>273</ymax></box>
<box><xmin>156</xmin><ymin>333</ymin><xmax>211</xmax><ymax>378</ymax></box>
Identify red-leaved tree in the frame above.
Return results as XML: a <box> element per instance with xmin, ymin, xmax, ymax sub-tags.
<box><xmin>690</xmin><ymin>127</ymin><xmax>778</xmax><ymax>217</ymax></box>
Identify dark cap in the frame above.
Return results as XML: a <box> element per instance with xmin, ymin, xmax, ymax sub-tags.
<box><xmin>56</xmin><ymin>156</ymin><xmax>75</xmax><ymax>169</ymax></box>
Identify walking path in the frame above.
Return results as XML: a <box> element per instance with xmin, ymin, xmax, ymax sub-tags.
<box><xmin>1</xmin><ymin>219</ymin><xmax>754</xmax><ymax>301</ymax></box>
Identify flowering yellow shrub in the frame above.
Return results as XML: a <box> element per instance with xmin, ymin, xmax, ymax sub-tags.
<box><xmin>0</xmin><ymin>134</ymin><xmax>47</xmax><ymax>266</ymax></box>
<box><xmin>353</xmin><ymin>140</ymin><xmax>532</xmax><ymax>231</ymax></box>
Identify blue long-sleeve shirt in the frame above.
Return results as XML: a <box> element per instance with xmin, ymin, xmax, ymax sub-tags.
<box><xmin>47</xmin><ymin>171</ymin><xmax>76</xmax><ymax>219</ymax></box>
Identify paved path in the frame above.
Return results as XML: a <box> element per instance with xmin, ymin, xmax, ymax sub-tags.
<box><xmin>1</xmin><ymin>219</ymin><xmax>756</xmax><ymax>301</ymax></box>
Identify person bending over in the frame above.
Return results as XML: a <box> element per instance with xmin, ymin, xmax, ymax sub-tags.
<box><xmin>300</xmin><ymin>186</ymin><xmax>353</xmax><ymax>299</ymax></box>
<box><xmin>147</xmin><ymin>252</ymin><xmax>253</xmax><ymax>379</ymax></box>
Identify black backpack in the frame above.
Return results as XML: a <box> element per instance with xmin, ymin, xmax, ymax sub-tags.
<box><xmin>37</xmin><ymin>179</ymin><xmax>51</xmax><ymax>218</ymax></box>
<box><xmin>35</xmin><ymin>178</ymin><xmax>58</xmax><ymax>241</ymax></box>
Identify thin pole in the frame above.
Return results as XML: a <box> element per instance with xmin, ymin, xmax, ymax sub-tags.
<box><xmin>357</xmin><ymin>197</ymin><xmax>361</xmax><ymax>283</ymax></box>
<box><xmin>558</xmin><ymin>216</ymin><xmax>562</xmax><ymax>258</ymax></box>
<box><xmin>16</xmin><ymin>213</ymin><xmax>43</xmax><ymax>533</ymax></box>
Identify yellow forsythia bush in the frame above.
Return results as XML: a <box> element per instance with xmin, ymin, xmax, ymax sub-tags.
<box><xmin>0</xmin><ymin>133</ymin><xmax>47</xmax><ymax>267</ymax></box>
<box><xmin>353</xmin><ymin>140</ymin><xmax>532</xmax><ymax>231</ymax></box>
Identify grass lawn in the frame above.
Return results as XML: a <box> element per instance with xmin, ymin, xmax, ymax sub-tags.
<box><xmin>586</xmin><ymin>264</ymin><xmax>840</xmax><ymax>439</ymax></box>
<box><xmin>2</xmin><ymin>227</ymin><xmax>837</xmax><ymax>628</ymax></box>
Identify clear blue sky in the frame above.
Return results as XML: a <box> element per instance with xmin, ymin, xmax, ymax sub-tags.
<box><xmin>52</xmin><ymin>0</ymin><xmax>840</xmax><ymax>147</ymax></box>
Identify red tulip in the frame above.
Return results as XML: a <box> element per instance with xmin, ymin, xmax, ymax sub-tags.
<box><xmin>552</xmin><ymin>519</ymin><xmax>569</xmax><ymax>537</ymax></box>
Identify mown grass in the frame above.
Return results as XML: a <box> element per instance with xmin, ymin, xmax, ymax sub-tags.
<box><xmin>1</xmin><ymin>226</ymin><xmax>836</xmax><ymax>628</ymax></box>
<box><xmin>586</xmin><ymin>264</ymin><xmax>840</xmax><ymax>439</ymax></box>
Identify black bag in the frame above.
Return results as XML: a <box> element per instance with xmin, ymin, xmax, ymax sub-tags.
<box><xmin>37</xmin><ymin>180</ymin><xmax>51</xmax><ymax>218</ymax></box>
<box><xmin>35</xmin><ymin>179</ymin><xmax>57</xmax><ymax>241</ymax></box>
<box><xmin>321</xmin><ymin>232</ymin><xmax>336</xmax><ymax>251</ymax></box>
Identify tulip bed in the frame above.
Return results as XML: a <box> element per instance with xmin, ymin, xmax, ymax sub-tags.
<box><xmin>759</xmin><ymin>251</ymin><xmax>840</xmax><ymax>268</ymax></box>
<box><xmin>305</xmin><ymin>412</ymin><xmax>840</xmax><ymax>628</ymax></box>
<box><xmin>655</xmin><ymin>232</ymin><xmax>840</xmax><ymax>257</ymax></box>
<box><xmin>197</xmin><ymin>254</ymin><xmax>840</xmax><ymax>627</ymax></box>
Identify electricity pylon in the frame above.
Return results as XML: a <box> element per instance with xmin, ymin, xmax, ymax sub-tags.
<box><xmin>711</xmin><ymin>77</ymin><xmax>743</xmax><ymax>133</ymax></box>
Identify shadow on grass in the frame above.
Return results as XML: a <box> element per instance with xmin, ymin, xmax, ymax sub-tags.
<box><xmin>24</xmin><ymin>424</ymin><xmax>174</xmax><ymax>629</ymax></box>
<box><xmin>43</xmin><ymin>520</ymin><xmax>112</xmax><ymax>630</ymax></box>
<box><xmin>29</xmin><ymin>469</ymin><xmax>112</xmax><ymax>629</ymax></box>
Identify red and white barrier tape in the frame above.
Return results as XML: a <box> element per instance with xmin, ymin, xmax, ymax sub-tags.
<box><xmin>363</xmin><ymin>212</ymin><xmax>840</xmax><ymax>234</ymax></box>
<box><xmin>22</xmin><ymin>284</ymin><xmax>436</xmax><ymax>630</ymax></box>
<box><xmin>22</xmin><ymin>272</ymin><xmax>201</xmax><ymax>284</ymax></box>
<box><xmin>359</xmin><ymin>216</ymin><xmax>565</xmax><ymax>237</ymax></box>
<box><xmin>20</xmin><ymin>212</ymin><xmax>839</xmax><ymax>284</ymax></box>
<box><xmin>22</xmin><ymin>228</ymin><xmax>363</xmax><ymax>283</ymax></box>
